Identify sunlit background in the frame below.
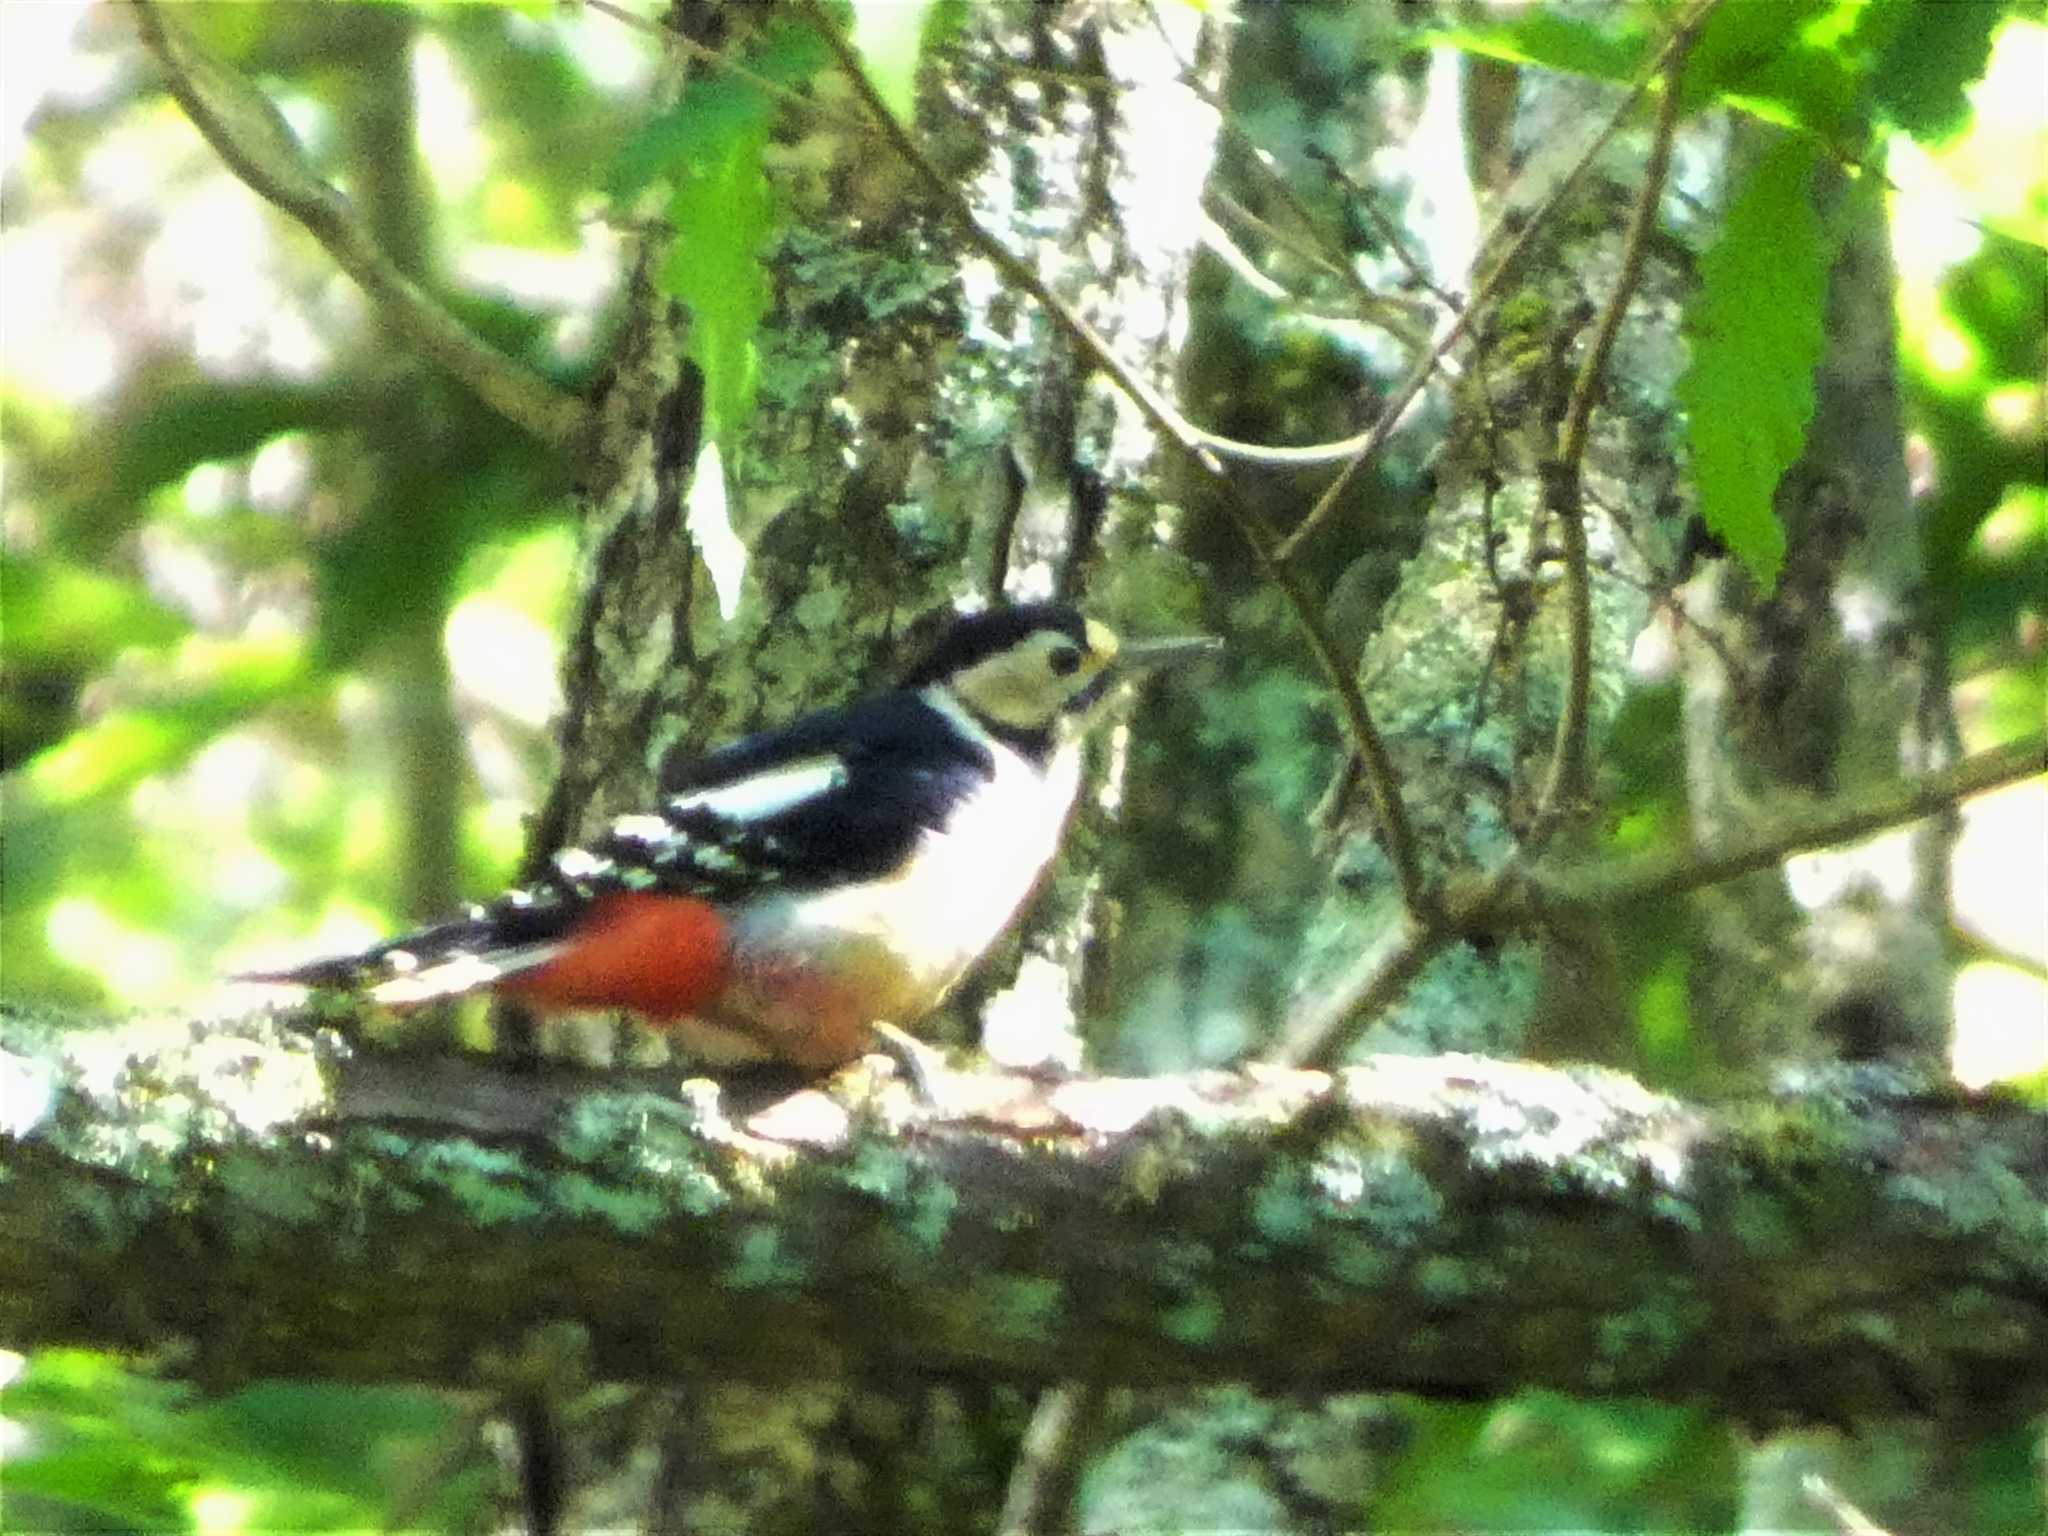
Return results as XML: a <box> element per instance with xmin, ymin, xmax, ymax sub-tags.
<box><xmin>5</xmin><ymin>1</ymin><xmax>639</xmax><ymax>1013</ymax></box>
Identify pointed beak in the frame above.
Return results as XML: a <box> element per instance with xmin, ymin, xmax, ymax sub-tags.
<box><xmin>1111</xmin><ymin>635</ymin><xmax>1223</xmax><ymax>673</ymax></box>
<box><xmin>1070</xmin><ymin>629</ymin><xmax>1220</xmax><ymax>712</ymax></box>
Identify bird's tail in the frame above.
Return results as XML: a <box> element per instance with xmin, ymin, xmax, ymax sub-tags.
<box><xmin>236</xmin><ymin>906</ymin><xmax>572</xmax><ymax>1007</ymax></box>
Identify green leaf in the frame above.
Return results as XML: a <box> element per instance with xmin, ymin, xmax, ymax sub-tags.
<box><xmin>611</xmin><ymin>73</ymin><xmax>768</xmax><ymax>203</ymax></box>
<box><xmin>1370</xmin><ymin>1394</ymin><xmax>1738</xmax><ymax>1532</ymax></box>
<box><xmin>609</xmin><ymin>21</ymin><xmax>828</xmax><ymax>200</ymax></box>
<box><xmin>1</xmin><ymin>1352</ymin><xmax>475</xmax><ymax>1533</ymax></box>
<box><xmin>1870</xmin><ymin>0</ymin><xmax>2005</xmax><ymax>140</ymax></box>
<box><xmin>23</xmin><ymin>632</ymin><xmax>309</xmax><ymax>805</ymax></box>
<box><xmin>1672</xmin><ymin>0</ymin><xmax>1873</xmax><ymax>142</ymax></box>
<box><xmin>664</xmin><ymin>116</ymin><xmax>776</xmax><ymax>446</ymax></box>
<box><xmin>1426</xmin><ymin>10</ymin><xmax>1649</xmax><ymax>81</ymax></box>
<box><xmin>1682</xmin><ymin>0</ymin><xmax>1839</xmax><ymax>103</ymax></box>
<box><xmin>1677</xmin><ymin>136</ymin><xmax>1835</xmax><ymax>592</ymax></box>
<box><xmin>1635</xmin><ymin>950</ymin><xmax>1694</xmax><ymax>1075</ymax></box>
<box><xmin>612</xmin><ymin>22</ymin><xmax>826</xmax><ymax>449</ymax></box>
<box><xmin>361</xmin><ymin>0</ymin><xmax>554</xmax><ymax>12</ymax></box>
<box><xmin>45</xmin><ymin>379</ymin><xmax>357</xmax><ymax>559</ymax></box>
<box><xmin>1430</xmin><ymin>0</ymin><xmax>1879</xmax><ymax>146</ymax></box>
<box><xmin>749</xmin><ymin>15</ymin><xmax>834</xmax><ymax>87</ymax></box>
<box><xmin>849</xmin><ymin>0</ymin><xmax>946</xmax><ymax>120</ymax></box>
<box><xmin>0</xmin><ymin>554</ymin><xmax>189</xmax><ymax>667</ymax></box>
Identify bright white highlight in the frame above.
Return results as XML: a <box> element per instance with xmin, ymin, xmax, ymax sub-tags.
<box><xmin>446</xmin><ymin>596</ymin><xmax>563</xmax><ymax>728</ymax></box>
<box><xmin>411</xmin><ymin>33</ymin><xmax>486</xmax><ymax>198</ymax></box>
<box><xmin>1952</xmin><ymin>779</ymin><xmax>2048</xmax><ymax>969</ymax></box>
<box><xmin>1372</xmin><ymin>47</ymin><xmax>1481</xmax><ymax>290</ymax></box>
<box><xmin>671</xmin><ymin>757</ymin><xmax>849</xmax><ymax>823</ymax></box>
<box><xmin>45</xmin><ymin>898</ymin><xmax>179</xmax><ymax>1004</ymax></box>
<box><xmin>189</xmin><ymin>1490</ymin><xmax>254</xmax><ymax>1536</ymax></box>
<box><xmin>0</xmin><ymin>0</ymin><xmax>91</xmax><ymax>169</ymax></box>
<box><xmin>687</xmin><ymin>441</ymin><xmax>749</xmax><ymax>621</ymax></box>
<box><xmin>372</xmin><ymin>948</ymin><xmax>559</xmax><ymax>1005</ymax></box>
<box><xmin>1784</xmin><ymin>831</ymin><xmax>1918</xmax><ymax>911</ymax></box>
<box><xmin>982</xmin><ymin>953</ymin><xmax>1085</xmax><ymax>1071</ymax></box>
<box><xmin>1952</xmin><ymin>963</ymin><xmax>2048</xmax><ymax>1090</ymax></box>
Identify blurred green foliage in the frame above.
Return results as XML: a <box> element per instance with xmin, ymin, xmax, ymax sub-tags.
<box><xmin>0</xmin><ymin>1350</ymin><xmax>487</xmax><ymax>1532</ymax></box>
<box><xmin>2</xmin><ymin>1</ymin><xmax>611</xmax><ymax>1006</ymax></box>
<box><xmin>1368</xmin><ymin>1394</ymin><xmax>1740</xmax><ymax>1533</ymax></box>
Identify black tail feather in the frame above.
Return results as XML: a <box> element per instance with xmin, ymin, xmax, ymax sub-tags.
<box><xmin>234</xmin><ymin>912</ymin><xmax>522</xmax><ymax>990</ymax></box>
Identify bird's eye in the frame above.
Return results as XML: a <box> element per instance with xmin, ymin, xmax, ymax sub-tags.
<box><xmin>1047</xmin><ymin>643</ymin><xmax>1083</xmax><ymax>677</ymax></box>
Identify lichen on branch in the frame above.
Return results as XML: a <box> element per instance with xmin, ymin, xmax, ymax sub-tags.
<box><xmin>2</xmin><ymin>1003</ymin><xmax>2042</xmax><ymax>1429</ymax></box>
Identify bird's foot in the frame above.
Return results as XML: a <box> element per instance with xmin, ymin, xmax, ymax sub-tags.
<box><xmin>866</xmin><ymin>1020</ymin><xmax>949</xmax><ymax>1108</ymax></box>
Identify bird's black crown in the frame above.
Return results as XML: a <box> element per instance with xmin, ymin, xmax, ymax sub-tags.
<box><xmin>899</xmin><ymin>602</ymin><xmax>1091</xmax><ymax>687</ymax></box>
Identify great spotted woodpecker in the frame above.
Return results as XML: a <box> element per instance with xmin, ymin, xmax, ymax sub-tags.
<box><xmin>249</xmin><ymin>603</ymin><xmax>1213</xmax><ymax>1069</ymax></box>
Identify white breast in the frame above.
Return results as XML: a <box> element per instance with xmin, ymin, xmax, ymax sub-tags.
<box><xmin>725</xmin><ymin>714</ymin><xmax>1081</xmax><ymax>1017</ymax></box>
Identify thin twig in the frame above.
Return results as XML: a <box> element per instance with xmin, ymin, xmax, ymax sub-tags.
<box><xmin>1195</xmin><ymin>222</ymin><xmax>1464</xmax><ymax>472</ymax></box>
<box><xmin>1143</xmin><ymin>0</ymin><xmax>1463</xmax><ymax>408</ymax></box>
<box><xmin>995</xmin><ymin>1381</ymin><xmax>1111</xmax><ymax>1536</ymax></box>
<box><xmin>1272</xmin><ymin>0</ymin><xmax>1722</xmax><ymax>564</ymax></box>
<box><xmin>582</xmin><ymin>0</ymin><xmax>863</xmax><ymax>131</ymax></box>
<box><xmin>1141</xmin><ymin>0</ymin><xmax>1430</xmax><ymax>330</ymax></box>
<box><xmin>804</xmin><ymin>0</ymin><xmax>1435</xmax><ymax>917</ymax></box>
<box><xmin>1205</xmin><ymin>186</ymin><xmax>1447</xmax><ymax>346</ymax></box>
<box><xmin>1301</xmin><ymin>143</ymin><xmax>1466</xmax><ymax>316</ymax></box>
<box><xmin>1534</xmin><ymin>732</ymin><xmax>2048</xmax><ymax>916</ymax></box>
<box><xmin>1199</xmin><ymin>212</ymin><xmax>1442</xmax><ymax>354</ymax></box>
<box><xmin>1956</xmin><ymin>928</ymin><xmax>2048</xmax><ymax>984</ymax></box>
<box><xmin>1191</xmin><ymin>213</ymin><xmax>1449</xmax><ymax>465</ymax></box>
<box><xmin>1276</xmin><ymin>922</ymin><xmax>1452</xmax><ymax>1071</ymax></box>
<box><xmin>1800</xmin><ymin>1475</ymin><xmax>1894</xmax><ymax>1536</ymax></box>
<box><xmin>1207</xmin><ymin>187</ymin><xmax>1357</xmax><ymax>285</ymax></box>
<box><xmin>798</xmin><ymin>1</ymin><xmax>1222</xmax><ymax>475</ymax></box>
<box><xmin>133</xmin><ymin>0</ymin><xmax>593</xmax><ymax>451</ymax></box>
<box><xmin>1195</xmin><ymin>427</ymin><xmax>1379</xmax><ymax>468</ymax></box>
<box><xmin>1530</xmin><ymin>15</ymin><xmax>1703</xmax><ymax>835</ymax></box>
<box><xmin>1592</xmin><ymin>547</ymin><xmax>1751</xmax><ymax>697</ymax></box>
<box><xmin>1241</xmin><ymin>142</ymin><xmax>1436</xmax><ymax>323</ymax></box>
<box><xmin>1275</xmin><ymin>731</ymin><xmax>2047</xmax><ymax>1069</ymax></box>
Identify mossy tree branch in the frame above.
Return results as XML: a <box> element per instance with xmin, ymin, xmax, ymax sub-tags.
<box><xmin>3</xmin><ymin>1005</ymin><xmax>2043</xmax><ymax>1429</ymax></box>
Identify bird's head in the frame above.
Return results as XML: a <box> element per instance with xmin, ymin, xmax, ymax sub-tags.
<box><xmin>904</xmin><ymin>602</ymin><xmax>1216</xmax><ymax>738</ymax></box>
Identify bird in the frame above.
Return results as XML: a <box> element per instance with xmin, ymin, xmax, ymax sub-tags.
<box><xmin>245</xmin><ymin>602</ymin><xmax>1215</xmax><ymax>1071</ymax></box>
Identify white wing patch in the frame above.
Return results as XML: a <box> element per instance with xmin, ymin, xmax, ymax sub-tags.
<box><xmin>668</xmin><ymin>754</ymin><xmax>849</xmax><ymax>823</ymax></box>
<box><xmin>554</xmin><ymin>846</ymin><xmax>611</xmax><ymax>879</ymax></box>
<box><xmin>605</xmin><ymin>815</ymin><xmax>672</xmax><ymax>846</ymax></box>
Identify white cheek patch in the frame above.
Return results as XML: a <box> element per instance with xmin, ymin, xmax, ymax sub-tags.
<box><xmin>669</xmin><ymin>756</ymin><xmax>849</xmax><ymax>823</ymax></box>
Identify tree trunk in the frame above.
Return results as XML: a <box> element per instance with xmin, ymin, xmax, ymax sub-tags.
<box><xmin>506</xmin><ymin>3</ymin><xmax>1227</xmax><ymax>1523</ymax></box>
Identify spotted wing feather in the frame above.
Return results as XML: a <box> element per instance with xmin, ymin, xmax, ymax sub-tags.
<box><xmin>245</xmin><ymin>691</ymin><xmax>994</xmax><ymax>1005</ymax></box>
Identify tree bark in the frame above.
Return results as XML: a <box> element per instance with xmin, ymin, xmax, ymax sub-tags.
<box><xmin>4</xmin><ymin>1004</ymin><xmax>2042</xmax><ymax>1429</ymax></box>
<box><xmin>1253</xmin><ymin>37</ymin><xmax>1720</xmax><ymax>1066</ymax></box>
